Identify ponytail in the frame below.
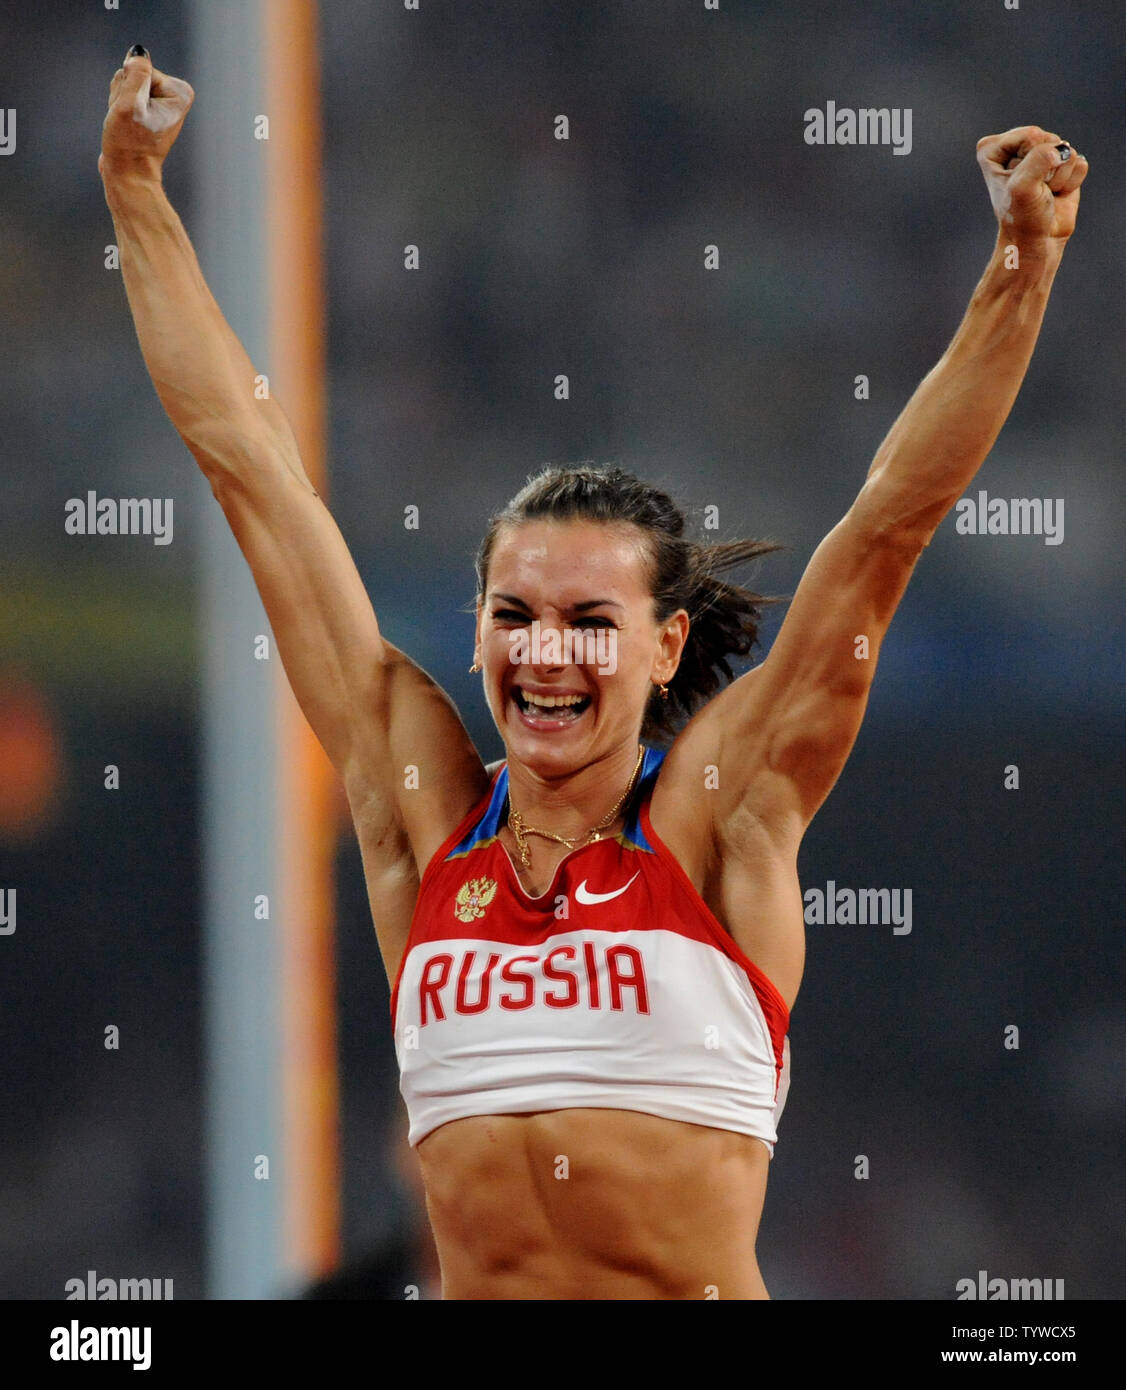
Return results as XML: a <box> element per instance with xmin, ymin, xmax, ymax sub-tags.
<box><xmin>650</xmin><ymin>537</ymin><xmax>786</xmax><ymax>741</ymax></box>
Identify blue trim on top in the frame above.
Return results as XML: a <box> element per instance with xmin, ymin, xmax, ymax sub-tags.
<box><xmin>479</xmin><ymin>766</ymin><xmax>510</xmax><ymax>841</ymax></box>
<box><xmin>623</xmin><ymin>746</ymin><xmax>665</xmax><ymax>851</ymax></box>
<box><xmin>445</xmin><ymin>746</ymin><xmax>667</xmax><ymax>861</ymax></box>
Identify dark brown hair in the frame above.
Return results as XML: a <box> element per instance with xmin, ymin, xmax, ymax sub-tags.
<box><xmin>474</xmin><ymin>463</ymin><xmax>788</xmax><ymax>743</ymax></box>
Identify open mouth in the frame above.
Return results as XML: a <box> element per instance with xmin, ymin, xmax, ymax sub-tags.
<box><xmin>511</xmin><ymin>686</ymin><xmax>592</xmax><ymax>727</ymax></box>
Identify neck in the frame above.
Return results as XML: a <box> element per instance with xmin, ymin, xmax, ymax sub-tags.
<box><xmin>505</xmin><ymin>740</ymin><xmax>645</xmax><ymax>837</ymax></box>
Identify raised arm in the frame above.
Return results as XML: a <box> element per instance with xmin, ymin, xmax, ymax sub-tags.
<box><xmin>696</xmin><ymin>126</ymin><xmax>1089</xmax><ymax>836</ymax></box>
<box><xmin>99</xmin><ymin>48</ymin><xmax>488</xmax><ymax>865</ymax></box>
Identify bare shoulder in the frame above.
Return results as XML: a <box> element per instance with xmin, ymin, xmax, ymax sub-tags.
<box><xmin>647</xmin><ymin>669</ymin><xmax>807</xmax><ymax>1011</ymax></box>
<box><xmin>342</xmin><ymin>645</ymin><xmax>496</xmax><ymax>983</ymax></box>
<box><xmin>344</xmin><ymin>641</ymin><xmax>493</xmax><ymax>876</ymax></box>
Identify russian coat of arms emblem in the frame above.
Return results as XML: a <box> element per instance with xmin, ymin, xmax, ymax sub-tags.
<box><xmin>454</xmin><ymin>876</ymin><xmax>498</xmax><ymax>923</ymax></box>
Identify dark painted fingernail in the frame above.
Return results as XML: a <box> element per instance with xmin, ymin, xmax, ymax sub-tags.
<box><xmin>127</xmin><ymin>44</ymin><xmax>149</xmax><ymax>59</ymax></box>
<box><xmin>1056</xmin><ymin>142</ymin><xmax>1071</xmax><ymax>161</ymax></box>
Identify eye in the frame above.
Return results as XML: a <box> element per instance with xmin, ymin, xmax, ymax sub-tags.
<box><xmin>571</xmin><ymin>617</ymin><xmax>616</xmax><ymax>629</ymax></box>
<box><xmin>491</xmin><ymin>609</ymin><xmax>529</xmax><ymax>623</ymax></box>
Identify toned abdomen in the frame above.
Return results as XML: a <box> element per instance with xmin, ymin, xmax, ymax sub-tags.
<box><xmin>417</xmin><ymin>1107</ymin><xmax>772</xmax><ymax>1299</ymax></box>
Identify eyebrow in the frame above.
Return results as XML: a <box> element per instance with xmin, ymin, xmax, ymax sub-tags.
<box><xmin>489</xmin><ymin>592</ymin><xmax>625</xmax><ymax>612</ymax></box>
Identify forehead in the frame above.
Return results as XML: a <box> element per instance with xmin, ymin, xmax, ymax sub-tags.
<box><xmin>487</xmin><ymin>519</ymin><xmax>650</xmax><ymax>601</ymax></box>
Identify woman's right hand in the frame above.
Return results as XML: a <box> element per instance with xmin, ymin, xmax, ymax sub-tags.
<box><xmin>99</xmin><ymin>46</ymin><xmax>194</xmax><ymax>180</ymax></box>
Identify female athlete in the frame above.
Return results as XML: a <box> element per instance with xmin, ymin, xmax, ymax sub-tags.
<box><xmin>100</xmin><ymin>47</ymin><xmax>1087</xmax><ymax>1299</ymax></box>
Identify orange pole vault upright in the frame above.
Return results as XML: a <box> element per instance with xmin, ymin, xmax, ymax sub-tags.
<box><xmin>265</xmin><ymin>0</ymin><xmax>341</xmax><ymax>1282</ymax></box>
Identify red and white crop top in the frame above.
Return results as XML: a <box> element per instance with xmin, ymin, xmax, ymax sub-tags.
<box><xmin>390</xmin><ymin>746</ymin><xmax>791</xmax><ymax>1153</ymax></box>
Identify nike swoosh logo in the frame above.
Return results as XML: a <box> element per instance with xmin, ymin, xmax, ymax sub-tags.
<box><xmin>574</xmin><ymin>871</ymin><xmax>640</xmax><ymax>906</ymax></box>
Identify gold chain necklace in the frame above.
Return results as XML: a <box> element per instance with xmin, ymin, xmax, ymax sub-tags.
<box><xmin>507</xmin><ymin>744</ymin><xmax>645</xmax><ymax>869</ymax></box>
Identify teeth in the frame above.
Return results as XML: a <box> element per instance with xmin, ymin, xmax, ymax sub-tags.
<box><xmin>519</xmin><ymin>689</ymin><xmax>586</xmax><ymax>709</ymax></box>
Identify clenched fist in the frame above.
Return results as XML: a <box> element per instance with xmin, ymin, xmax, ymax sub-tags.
<box><xmin>977</xmin><ymin>125</ymin><xmax>1088</xmax><ymax>245</ymax></box>
<box><xmin>99</xmin><ymin>45</ymin><xmax>194</xmax><ymax>180</ymax></box>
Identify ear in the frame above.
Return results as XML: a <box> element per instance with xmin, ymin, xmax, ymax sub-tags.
<box><xmin>473</xmin><ymin>595</ymin><xmax>484</xmax><ymax>663</ymax></box>
<box><xmin>653</xmin><ymin>609</ymin><xmax>690</xmax><ymax>684</ymax></box>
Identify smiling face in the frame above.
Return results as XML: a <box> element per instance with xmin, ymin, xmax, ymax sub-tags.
<box><xmin>474</xmin><ymin>518</ymin><xmax>688</xmax><ymax>776</ymax></box>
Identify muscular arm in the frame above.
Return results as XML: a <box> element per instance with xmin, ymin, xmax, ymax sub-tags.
<box><xmin>862</xmin><ymin>128</ymin><xmax>1084</xmax><ymax>536</ymax></box>
<box><xmin>104</xmin><ymin>163</ymin><xmax>372</xmax><ymax>764</ymax></box>
<box><xmin>103</xmin><ymin>163</ymin><xmax>303</xmax><ymax>482</ymax></box>
<box><xmin>860</xmin><ymin>230</ymin><xmax>1065</xmax><ymax>542</ymax></box>
<box><xmin>100</xmin><ymin>50</ymin><xmax>487</xmax><ymax>861</ymax></box>
<box><xmin>100</xmin><ymin>55</ymin><xmax>294</xmax><ymax>480</ymax></box>
<box><xmin>697</xmin><ymin>126</ymin><xmax>1089</xmax><ymax>835</ymax></box>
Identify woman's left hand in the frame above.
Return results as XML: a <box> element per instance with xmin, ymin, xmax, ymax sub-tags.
<box><xmin>976</xmin><ymin>125</ymin><xmax>1089</xmax><ymax>245</ymax></box>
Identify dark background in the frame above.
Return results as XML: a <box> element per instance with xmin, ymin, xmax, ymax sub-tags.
<box><xmin>0</xmin><ymin>0</ymin><xmax>1122</xmax><ymax>1299</ymax></box>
